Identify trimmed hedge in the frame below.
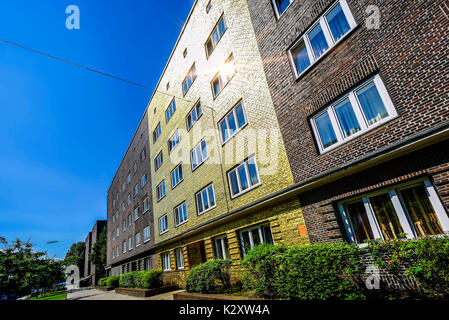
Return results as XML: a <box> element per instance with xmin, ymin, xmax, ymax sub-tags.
<box><xmin>186</xmin><ymin>260</ymin><xmax>232</xmax><ymax>293</ymax></box>
<box><xmin>98</xmin><ymin>275</ymin><xmax>120</xmax><ymax>288</ymax></box>
<box><xmin>118</xmin><ymin>270</ymin><xmax>163</xmax><ymax>289</ymax></box>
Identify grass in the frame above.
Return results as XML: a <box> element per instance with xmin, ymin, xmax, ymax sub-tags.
<box><xmin>29</xmin><ymin>290</ymin><xmax>67</xmax><ymax>301</ymax></box>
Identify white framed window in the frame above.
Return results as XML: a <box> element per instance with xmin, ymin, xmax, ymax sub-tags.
<box><xmin>134</xmin><ymin>183</ymin><xmax>139</xmax><ymax>196</ymax></box>
<box><xmin>116</xmin><ymin>247</ymin><xmax>119</xmax><ymax>257</ymax></box>
<box><xmin>196</xmin><ymin>184</ymin><xmax>216</xmax><ymax>215</ymax></box>
<box><xmin>122</xmin><ymin>240</ymin><xmax>127</xmax><ymax>253</ymax></box>
<box><xmin>141</xmin><ymin>173</ymin><xmax>147</xmax><ymax>187</ymax></box>
<box><xmin>289</xmin><ymin>0</ymin><xmax>357</xmax><ymax>78</ymax></box>
<box><xmin>161</xmin><ymin>252</ymin><xmax>171</xmax><ymax>271</ymax></box>
<box><xmin>310</xmin><ymin>75</ymin><xmax>397</xmax><ymax>153</ymax></box>
<box><xmin>205</xmin><ymin>14</ymin><xmax>227</xmax><ymax>58</ymax></box>
<box><xmin>338</xmin><ymin>179</ymin><xmax>449</xmax><ymax>244</ymax></box>
<box><xmin>159</xmin><ymin>214</ymin><xmax>169</xmax><ymax>235</ymax></box>
<box><xmin>141</xmin><ymin>149</ymin><xmax>146</xmax><ymax>161</ymax></box>
<box><xmin>239</xmin><ymin>224</ymin><xmax>274</xmax><ymax>256</ymax></box>
<box><xmin>116</xmin><ymin>227</ymin><xmax>119</xmax><ymax>238</ymax></box>
<box><xmin>127</xmin><ymin>193</ymin><xmax>131</xmax><ymax>205</ymax></box>
<box><xmin>112</xmin><ymin>231</ymin><xmax>115</xmax><ymax>240</ymax></box>
<box><xmin>166</xmin><ymin>99</ymin><xmax>176</xmax><ymax>123</ymax></box>
<box><xmin>112</xmin><ymin>199</ymin><xmax>116</xmax><ymax>208</ymax></box>
<box><xmin>153</xmin><ymin>122</ymin><xmax>161</xmax><ymax>143</ymax></box>
<box><xmin>182</xmin><ymin>64</ymin><xmax>197</xmax><ymax>96</ymax></box>
<box><xmin>186</xmin><ymin>101</ymin><xmax>203</xmax><ymax>131</ymax></box>
<box><xmin>122</xmin><ymin>201</ymin><xmax>126</xmax><ymax>212</ymax></box>
<box><xmin>214</xmin><ymin>236</ymin><xmax>229</xmax><ymax>260</ymax></box>
<box><xmin>134</xmin><ymin>207</ymin><xmax>139</xmax><ymax>221</ymax></box>
<box><xmin>171</xmin><ymin>163</ymin><xmax>184</xmax><ymax>189</ymax></box>
<box><xmin>168</xmin><ymin>130</ymin><xmax>180</xmax><ymax>153</ymax></box>
<box><xmin>127</xmin><ymin>173</ymin><xmax>131</xmax><ymax>184</ymax></box>
<box><xmin>127</xmin><ymin>214</ymin><xmax>132</xmax><ymax>226</ymax></box>
<box><xmin>219</xmin><ymin>100</ymin><xmax>247</xmax><ymax>144</ymax></box>
<box><xmin>112</xmin><ymin>213</ymin><xmax>116</xmax><ymax>223</ymax></box>
<box><xmin>144</xmin><ymin>257</ymin><xmax>152</xmax><ymax>270</ymax></box>
<box><xmin>156</xmin><ymin>181</ymin><xmax>166</xmax><ymax>201</ymax></box>
<box><xmin>135</xmin><ymin>232</ymin><xmax>141</xmax><ymax>247</ymax></box>
<box><xmin>143</xmin><ymin>197</ymin><xmax>149</xmax><ymax>213</ymax></box>
<box><xmin>191</xmin><ymin>138</ymin><xmax>208</xmax><ymax>171</ymax></box>
<box><xmin>175</xmin><ymin>248</ymin><xmax>185</xmax><ymax>269</ymax></box>
<box><xmin>144</xmin><ymin>226</ymin><xmax>151</xmax><ymax>243</ymax></box>
<box><xmin>154</xmin><ymin>151</ymin><xmax>163</xmax><ymax>171</ymax></box>
<box><xmin>122</xmin><ymin>220</ymin><xmax>126</xmax><ymax>231</ymax></box>
<box><xmin>272</xmin><ymin>0</ymin><xmax>294</xmax><ymax>18</ymax></box>
<box><xmin>112</xmin><ymin>247</ymin><xmax>115</xmax><ymax>258</ymax></box>
<box><xmin>211</xmin><ymin>54</ymin><xmax>235</xmax><ymax>98</ymax></box>
<box><xmin>122</xmin><ymin>182</ymin><xmax>126</xmax><ymax>192</ymax></box>
<box><xmin>227</xmin><ymin>156</ymin><xmax>261</xmax><ymax>199</ymax></box>
<box><xmin>174</xmin><ymin>202</ymin><xmax>188</xmax><ymax>227</ymax></box>
<box><xmin>128</xmin><ymin>237</ymin><xmax>133</xmax><ymax>251</ymax></box>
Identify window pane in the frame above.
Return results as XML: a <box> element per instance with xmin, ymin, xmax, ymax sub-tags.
<box><xmin>208</xmin><ymin>186</ymin><xmax>215</xmax><ymax>207</ymax></box>
<box><xmin>251</xmin><ymin>229</ymin><xmax>261</xmax><ymax>246</ymax></box>
<box><xmin>263</xmin><ymin>226</ymin><xmax>274</xmax><ymax>245</ymax></box>
<box><xmin>247</xmin><ymin>157</ymin><xmax>259</xmax><ymax>186</ymax></box>
<box><xmin>197</xmin><ymin>193</ymin><xmax>204</xmax><ymax>213</ymax></box>
<box><xmin>315</xmin><ymin>112</ymin><xmax>338</xmax><ymax>149</ymax></box>
<box><xmin>238</xmin><ymin>165</ymin><xmax>249</xmax><ymax>191</ymax></box>
<box><xmin>308</xmin><ymin>23</ymin><xmax>329</xmax><ymax>59</ymax></box>
<box><xmin>202</xmin><ymin>189</ymin><xmax>209</xmax><ymax>210</ymax></box>
<box><xmin>334</xmin><ymin>98</ymin><xmax>361</xmax><ymax>138</ymax></box>
<box><xmin>241</xmin><ymin>231</ymin><xmax>251</xmax><ymax>254</ymax></box>
<box><xmin>227</xmin><ymin>112</ymin><xmax>237</xmax><ymax>135</ymax></box>
<box><xmin>326</xmin><ymin>3</ymin><xmax>350</xmax><ymax>41</ymax></box>
<box><xmin>212</xmin><ymin>28</ymin><xmax>220</xmax><ymax>45</ymax></box>
<box><xmin>291</xmin><ymin>40</ymin><xmax>311</xmax><ymax>74</ymax></box>
<box><xmin>220</xmin><ymin>120</ymin><xmax>229</xmax><ymax>142</ymax></box>
<box><xmin>276</xmin><ymin>0</ymin><xmax>291</xmax><ymax>15</ymax></box>
<box><xmin>191</xmin><ymin>150</ymin><xmax>198</xmax><ymax>168</ymax></box>
<box><xmin>230</xmin><ymin>171</ymin><xmax>240</xmax><ymax>195</ymax></box>
<box><xmin>346</xmin><ymin>201</ymin><xmax>374</xmax><ymax>243</ymax></box>
<box><xmin>235</xmin><ymin>104</ymin><xmax>246</xmax><ymax>128</ymax></box>
<box><xmin>206</xmin><ymin>39</ymin><xmax>213</xmax><ymax>56</ymax></box>
<box><xmin>213</xmin><ymin>78</ymin><xmax>221</xmax><ymax>96</ymax></box>
<box><xmin>201</xmin><ymin>140</ymin><xmax>208</xmax><ymax>159</ymax></box>
<box><xmin>370</xmin><ymin>193</ymin><xmax>404</xmax><ymax>240</ymax></box>
<box><xmin>357</xmin><ymin>82</ymin><xmax>389</xmax><ymax>126</ymax></box>
<box><xmin>196</xmin><ymin>146</ymin><xmax>203</xmax><ymax>164</ymax></box>
<box><xmin>218</xmin><ymin>17</ymin><xmax>226</xmax><ymax>36</ymax></box>
<box><xmin>400</xmin><ymin>185</ymin><xmax>444</xmax><ymax>237</ymax></box>
<box><xmin>215</xmin><ymin>239</ymin><xmax>224</xmax><ymax>259</ymax></box>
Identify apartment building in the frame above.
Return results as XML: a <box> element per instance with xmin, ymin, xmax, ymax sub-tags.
<box><xmin>83</xmin><ymin>220</ymin><xmax>106</xmax><ymax>286</ymax></box>
<box><xmin>106</xmin><ymin>111</ymin><xmax>156</xmax><ymax>276</ymax></box>
<box><xmin>245</xmin><ymin>0</ymin><xmax>449</xmax><ymax>244</ymax></box>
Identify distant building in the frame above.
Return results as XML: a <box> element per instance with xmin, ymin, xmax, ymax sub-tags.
<box><xmin>83</xmin><ymin>220</ymin><xmax>107</xmax><ymax>286</ymax></box>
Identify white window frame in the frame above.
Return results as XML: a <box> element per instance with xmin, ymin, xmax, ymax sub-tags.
<box><xmin>159</xmin><ymin>214</ymin><xmax>169</xmax><ymax>235</ymax></box>
<box><xmin>122</xmin><ymin>240</ymin><xmax>127</xmax><ymax>253</ymax></box>
<box><xmin>144</xmin><ymin>226</ymin><xmax>151</xmax><ymax>243</ymax></box>
<box><xmin>122</xmin><ymin>220</ymin><xmax>126</xmax><ymax>231</ymax></box>
<box><xmin>205</xmin><ymin>13</ymin><xmax>227</xmax><ymax>59</ymax></box>
<box><xmin>211</xmin><ymin>54</ymin><xmax>235</xmax><ymax>98</ymax></box>
<box><xmin>134</xmin><ymin>207</ymin><xmax>139</xmax><ymax>221</ymax></box>
<box><xmin>171</xmin><ymin>163</ymin><xmax>184</xmax><ymax>189</ymax></box>
<box><xmin>153</xmin><ymin>122</ymin><xmax>161</xmax><ymax>143</ymax></box>
<box><xmin>196</xmin><ymin>183</ymin><xmax>216</xmax><ymax>215</ymax></box>
<box><xmin>239</xmin><ymin>224</ymin><xmax>274</xmax><ymax>256</ymax></box>
<box><xmin>218</xmin><ymin>100</ymin><xmax>248</xmax><ymax>144</ymax></box>
<box><xmin>127</xmin><ymin>173</ymin><xmax>131</xmax><ymax>184</ymax></box>
<box><xmin>127</xmin><ymin>214</ymin><xmax>132</xmax><ymax>227</ymax></box>
<box><xmin>156</xmin><ymin>180</ymin><xmax>166</xmax><ymax>202</ymax></box>
<box><xmin>227</xmin><ymin>155</ymin><xmax>261</xmax><ymax>199</ymax></box>
<box><xmin>135</xmin><ymin>232</ymin><xmax>141</xmax><ymax>247</ymax></box>
<box><xmin>310</xmin><ymin>75</ymin><xmax>397</xmax><ymax>154</ymax></box>
<box><xmin>168</xmin><ymin>130</ymin><xmax>180</xmax><ymax>154</ymax></box>
<box><xmin>154</xmin><ymin>151</ymin><xmax>163</xmax><ymax>171</ymax></box>
<box><xmin>288</xmin><ymin>0</ymin><xmax>357</xmax><ymax>79</ymax></box>
<box><xmin>141</xmin><ymin>173</ymin><xmax>147</xmax><ymax>187</ymax></box>
<box><xmin>166</xmin><ymin>99</ymin><xmax>176</xmax><ymax>123</ymax></box>
<box><xmin>186</xmin><ymin>100</ymin><xmax>203</xmax><ymax>131</ymax></box>
<box><xmin>143</xmin><ymin>197</ymin><xmax>149</xmax><ymax>213</ymax></box>
<box><xmin>338</xmin><ymin>178</ymin><xmax>449</xmax><ymax>245</ymax></box>
<box><xmin>161</xmin><ymin>252</ymin><xmax>171</xmax><ymax>271</ymax></box>
<box><xmin>272</xmin><ymin>0</ymin><xmax>294</xmax><ymax>19</ymax></box>
<box><xmin>214</xmin><ymin>236</ymin><xmax>229</xmax><ymax>260</ymax></box>
<box><xmin>127</xmin><ymin>193</ymin><xmax>131</xmax><ymax>205</ymax></box>
<box><xmin>175</xmin><ymin>248</ymin><xmax>185</xmax><ymax>270</ymax></box>
<box><xmin>134</xmin><ymin>183</ymin><xmax>139</xmax><ymax>196</ymax></box>
<box><xmin>182</xmin><ymin>64</ymin><xmax>197</xmax><ymax>96</ymax></box>
<box><xmin>128</xmin><ymin>237</ymin><xmax>133</xmax><ymax>251</ymax></box>
<box><xmin>174</xmin><ymin>202</ymin><xmax>188</xmax><ymax>227</ymax></box>
<box><xmin>190</xmin><ymin>138</ymin><xmax>208</xmax><ymax>171</ymax></box>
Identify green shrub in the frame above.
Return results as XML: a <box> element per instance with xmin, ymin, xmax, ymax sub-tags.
<box><xmin>119</xmin><ymin>271</ymin><xmax>141</xmax><ymax>288</ymax></box>
<box><xmin>241</xmin><ymin>243</ymin><xmax>365</xmax><ymax>300</ymax></box>
<box><xmin>105</xmin><ymin>275</ymin><xmax>120</xmax><ymax>288</ymax></box>
<box><xmin>368</xmin><ymin>235</ymin><xmax>449</xmax><ymax>297</ymax></box>
<box><xmin>186</xmin><ymin>260</ymin><xmax>232</xmax><ymax>293</ymax></box>
<box><xmin>136</xmin><ymin>270</ymin><xmax>163</xmax><ymax>289</ymax></box>
<box><xmin>98</xmin><ymin>278</ymin><xmax>107</xmax><ymax>287</ymax></box>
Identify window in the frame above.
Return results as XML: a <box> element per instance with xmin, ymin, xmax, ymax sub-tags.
<box><xmin>133</xmin><ymin>162</ymin><xmax>137</xmax><ymax>173</ymax></box>
<box><xmin>122</xmin><ymin>241</ymin><xmax>127</xmax><ymax>253</ymax></box>
<box><xmin>214</xmin><ymin>236</ymin><xmax>229</xmax><ymax>259</ymax></box>
<box><xmin>168</xmin><ymin>130</ymin><xmax>180</xmax><ymax>153</ymax></box>
<box><xmin>175</xmin><ymin>248</ymin><xmax>185</xmax><ymax>269</ymax></box>
<box><xmin>122</xmin><ymin>201</ymin><xmax>126</xmax><ymax>212</ymax></box>
<box><xmin>122</xmin><ymin>182</ymin><xmax>126</xmax><ymax>192</ymax></box>
<box><xmin>166</xmin><ymin>99</ymin><xmax>176</xmax><ymax>122</ymax></box>
<box><xmin>273</xmin><ymin>0</ymin><xmax>293</xmax><ymax>18</ymax></box>
<box><xmin>141</xmin><ymin>149</ymin><xmax>146</xmax><ymax>161</ymax></box>
<box><xmin>339</xmin><ymin>179</ymin><xmax>449</xmax><ymax>244</ymax></box>
<box><xmin>116</xmin><ymin>192</ymin><xmax>119</xmax><ymax>200</ymax></box>
<box><xmin>144</xmin><ymin>257</ymin><xmax>152</xmax><ymax>270</ymax></box>
<box><xmin>144</xmin><ymin>226</ymin><xmax>151</xmax><ymax>243</ymax></box>
<box><xmin>122</xmin><ymin>220</ymin><xmax>126</xmax><ymax>231</ymax></box>
<box><xmin>239</xmin><ymin>224</ymin><xmax>274</xmax><ymax>256</ymax></box>
<box><xmin>311</xmin><ymin>75</ymin><xmax>397</xmax><ymax>153</ymax></box>
<box><xmin>127</xmin><ymin>194</ymin><xmax>131</xmax><ymax>205</ymax></box>
<box><xmin>156</xmin><ymin>181</ymin><xmax>166</xmax><ymax>201</ymax></box>
<box><xmin>211</xmin><ymin>54</ymin><xmax>235</xmax><ymax>98</ymax></box>
<box><xmin>191</xmin><ymin>139</ymin><xmax>208</xmax><ymax>171</ymax></box>
<box><xmin>112</xmin><ymin>247</ymin><xmax>115</xmax><ymax>258</ymax></box>
<box><xmin>134</xmin><ymin>184</ymin><xmax>139</xmax><ymax>196</ymax></box>
<box><xmin>174</xmin><ymin>202</ymin><xmax>188</xmax><ymax>227</ymax></box>
<box><xmin>196</xmin><ymin>184</ymin><xmax>216</xmax><ymax>215</ymax></box>
<box><xmin>116</xmin><ymin>227</ymin><xmax>119</xmax><ymax>238</ymax></box>
<box><xmin>127</xmin><ymin>173</ymin><xmax>131</xmax><ymax>184</ymax></box>
<box><xmin>143</xmin><ymin>197</ymin><xmax>149</xmax><ymax>213</ymax></box>
<box><xmin>141</xmin><ymin>173</ymin><xmax>147</xmax><ymax>187</ymax></box>
<box><xmin>161</xmin><ymin>252</ymin><xmax>171</xmax><ymax>271</ymax></box>
<box><xmin>128</xmin><ymin>237</ymin><xmax>133</xmax><ymax>251</ymax></box>
<box><xmin>206</xmin><ymin>0</ymin><xmax>212</xmax><ymax>13</ymax></box>
<box><xmin>227</xmin><ymin>156</ymin><xmax>261</xmax><ymax>198</ymax></box>
<box><xmin>127</xmin><ymin>214</ymin><xmax>132</xmax><ymax>226</ymax></box>
<box><xmin>289</xmin><ymin>0</ymin><xmax>356</xmax><ymax>78</ymax></box>
<box><xmin>205</xmin><ymin>14</ymin><xmax>227</xmax><ymax>58</ymax></box>
<box><xmin>219</xmin><ymin>100</ymin><xmax>247</xmax><ymax>144</ymax></box>
<box><xmin>154</xmin><ymin>151</ymin><xmax>163</xmax><ymax>171</ymax></box>
<box><xmin>182</xmin><ymin>64</ymin><xmax>197</xmax><ymax>96</ymax></box>
<box><xmin>134</xmin><ymin>207</ymin><xmax>139</xmax><ymax>221</ymax></box>
<box><xmin>186</xmin><ymin>101</ymin><xmax>203</xmax><ymax>131</ymax></box>
<box><xmin>171</xmin><ymin>163</ymin><xmax>184</xmax><ymax>189</ymax></box>
<box><xmin>183</xmin><ymin>48</ymin><xmax>188</xmax><ymax>58</ymax></box>
<box><xmin>153</xmin><ymin>123</ymin><xmax>161</xmax><ymax>143</ymax></box>
<box><xmin>135</xmin><ymin>232</ymin><xmax>141</xmax><ymax>247</ymax></box>
<box><xmin>159</xmin><ymin>214</ymin><xmax>169</xmax><ymax>234</ymax></box>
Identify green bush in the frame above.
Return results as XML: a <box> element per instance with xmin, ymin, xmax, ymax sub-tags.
<box><xmin>105</xmin><ymin>275</ymin><xmax>120</xmax><ymax>288</ymax></box>
<box><xmin>241</xmin><ymin>243</ymin><xmax>365</xmax><ymax>300</ymax></box>
<box><xmin>98</xmin><ymin>278</ymin><xmax>107</xmax><ymax>287</ymax></box>
<box><xmin>186</xmin><ymin>260</ymin><xmax>232</xmax><ymax>293</ymax></box>
<box><xmin>368</xmin><ymin>235</ymin><xmax>449</xmax><ymax>297</ymax></box>
<box><xmin>136</xmin><ymin>270</ymin><xmax>163</xmax><ymax>289</ymax></box>
<box><xmin>119</xmin><ymin>271</ymin><xmax>141</xmax><ymax>288</ymax></box>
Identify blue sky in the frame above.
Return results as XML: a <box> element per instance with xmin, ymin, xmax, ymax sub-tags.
<box><xmin>0</xmin><ymin>0</ymin><xmax>195</xmax><ymax>258</ymax></box>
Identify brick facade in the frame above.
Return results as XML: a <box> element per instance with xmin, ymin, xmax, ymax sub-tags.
<box><xmin>83</xmin><ymin>220</ymin><xmax>106</xmax><ymax>285</ymax></box>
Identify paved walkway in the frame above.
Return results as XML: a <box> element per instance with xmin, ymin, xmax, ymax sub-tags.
<box><xmin>67</xmin><ymin>288</ymin><xmax>184</xmax><ymax>300</ymax></box>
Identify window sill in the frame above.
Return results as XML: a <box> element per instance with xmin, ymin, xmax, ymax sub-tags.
<box><xmin>197</xmin><ymin>204</ymin><xmax>217</xmax><ymax>216</ymax></box>
<box><xmin>175</xmin><ymin>220</ymin><xmax>189</xmax><ymax>228</ymax></box>
<box><xmin>230</xmin><ymin>183</ymin><xmax>262</xmax><ymax>200</ymax></box>
<box><xmin>160</xmin><ymin>230</ymin><xmax>169</xmax><ymax>236</ymax></box>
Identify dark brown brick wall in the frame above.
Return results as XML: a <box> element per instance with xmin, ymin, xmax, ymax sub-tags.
<box><xmin>246</xmin><ymin>0</ymin><xmax>449</xmax><ymax>242</ymax></box>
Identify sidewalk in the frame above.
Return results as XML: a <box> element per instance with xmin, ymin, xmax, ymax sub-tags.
<box><xmin>67</xmin><ymin>288</ymin><xmax>184</xmax><ymax>300</ymax></box>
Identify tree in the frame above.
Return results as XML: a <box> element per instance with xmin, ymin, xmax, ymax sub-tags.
<box><xmin>0</xmin><ymin>238</ymin><xmax>64</xmax><ymax>299</ymax></box>
<box><xmin>64</xmin><ymin>241</ymin><xmax>85</xmax><ymax>277</ymax></box>
<box><xmin>89</xmin><ymin>229</ymin><xmax>107</xmax><ymax>283</ymax></box>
